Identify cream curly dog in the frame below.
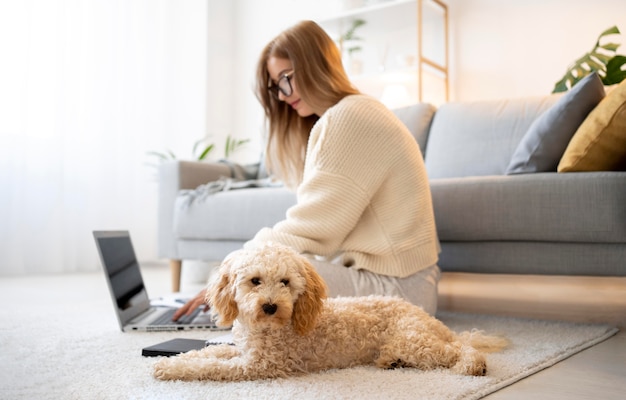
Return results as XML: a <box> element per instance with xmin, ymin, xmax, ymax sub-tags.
<box><xmin>154</xmin><ymin>243</ymin><xmax>507</xmax><ymax>381</ymax></box>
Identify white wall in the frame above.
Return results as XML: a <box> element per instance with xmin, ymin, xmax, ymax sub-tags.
<box><xmin>229</xmin><ymin>0</ymin><xmax>326</xmax><ymax>164</ymax></box>
<box><xmin>447</xmin><ymin>0</ymin><xmax>626</xmax><ymax>101</ymax></box>
<box><xmin>206</xmin><ymin>0</ymin><xmax>236</xmax><ymax>153</ymax></box>
<box><xmin>0</xmin><ymin>0</ymin><xmax>210</xmax><ymax>275</ymax></box>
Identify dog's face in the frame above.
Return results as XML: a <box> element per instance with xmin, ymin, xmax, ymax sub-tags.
<box><xmin>208</xmin><ymin>243</ymin><xmax>327</xmax><ymax>335</ymax></box>
<box><xmin>230</xmin><ymin>252</ymin><xmax>308</xmax><ymax>330</ymax></box>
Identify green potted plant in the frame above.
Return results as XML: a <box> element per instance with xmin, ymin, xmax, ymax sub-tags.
<box><xmin>147</xmin><ymin>134</ymin><xmax>250</xmax><ymax>165</ymax></box>
<box><xmin>553</xmin><ymin>26</ymin><xmax>626</xmax><ymax>93</ymax></box>
<box><xmin>339</xmin><ymin>18</ymin><xmax>367</xmax><ymax>75</ymax></box>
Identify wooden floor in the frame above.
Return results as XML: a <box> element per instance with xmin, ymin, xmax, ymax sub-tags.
<box><xmin>146</xmin><ymin>265</ymin><xmax>626</xmax><ymax>399</ymax></box>
<box><xmin>437</xmin><ymin>272</ymin><xmax>626</xmax><ymax>399</ymax></box>
<box><xmin>438</xmin><ymin>272</ymin><xmax>626</xmax><ymax>327</ymax></box>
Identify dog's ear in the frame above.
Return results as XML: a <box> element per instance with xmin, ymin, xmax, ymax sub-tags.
<box><xmin>292</xmin><ymin>257</ymin><xmax>328</xmax><ymax>336</ymax></box>
<box><xmin>207</xmin><ymin>258</ymin><xmax>238</xmax><ymax>327</ymax></box>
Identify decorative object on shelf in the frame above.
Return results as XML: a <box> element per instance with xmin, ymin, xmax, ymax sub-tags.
<box><xmin>339</xmin><ymin>18</ymin><xmax>367</xmax><ymax>56</ymax></box>
<box><xmin>339</xmin><ymin>18</ymin><xmax>367</xmax><ymax>75</ymax></box>
<box><xmin>553</xmin><ymin>26</ymin><xmax>626</xmax><ymax>93</ymax></box>
<box><xmin>317</xmin><ymin>0</ymin><xmax>449</xmax><ymax>105</ymax></box>
<box><xmin>146</xmin><ymin>134</ymin><xmax>250</xmax><ymax>165</ymax></box>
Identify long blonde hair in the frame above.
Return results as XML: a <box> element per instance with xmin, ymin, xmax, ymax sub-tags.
<box><xmin>255</xmin><ymin>20</ymin><xmax>359</xmax><ymax>189</ymax></box>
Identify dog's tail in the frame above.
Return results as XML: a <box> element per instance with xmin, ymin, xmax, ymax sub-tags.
<box><xmin>457</xmin><ymin>329</ymin><xmax>509</xmax><ymax>353</ymax></box>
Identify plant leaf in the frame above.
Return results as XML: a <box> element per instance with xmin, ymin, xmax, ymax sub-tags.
<box><xmin>192</xmin><ymin>140</ymin><xmax>200</xmax><ymax>155</ymax></box>
<box><xmin>341</xmin><ymin>19</ymin><xmax>366</xmax><ymax>42</ymax></box>
<box><xmin>197</xmin><ymin>144</ymin><xmax>214</xmax><ymax>161</ymax></box>
<box><xmin>604</xmin><ymin>55</ymin><xmax>626</xmax><ymax>85</ymax></box>
<box><xmin>146</xmin><ymin>150</ymin><xmax>176</xmax><ymax>160</ymax></box>
<box><xmin>585</xmin><ymin>58</ymin><xmax>605</xmax><ymax>71</ymax></box>
<box><xmin>599</xmin><ymin>25</ymin><xmax>620</xmax><ymax>38</ymax></box>
<box><xmin>600</xmin><ymin>42</ymin><xmax>621</xmax><ymax>52</ymax></box>
<box><xmin>593</xmin><ymin>52</ymin><xmax>614</xmax><ymax>64</ymax></box>
<box><xmin>225</xmin><ymin>135</ymin><xmax>233</xmax><ymax>158</ymax></box>
<box><xmin>552</xmin><ymin>81</ymin><xmax>567</xmax><ymax>93</ymax></box>
<box><xmin>223</xmin><ymin>134</ymin><xmax>250</xmax><ymax>158</ymax></box>
<box><xmin>552</xmin><ymin>25</ymin><xmax>621</xmax><ymax>93</ymax></box>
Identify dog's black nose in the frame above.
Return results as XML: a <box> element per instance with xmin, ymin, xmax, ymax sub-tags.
<box><xmin>262</xmin><ymin>303</ymin><xmax>278</xmax><ymax>315</ymax></box>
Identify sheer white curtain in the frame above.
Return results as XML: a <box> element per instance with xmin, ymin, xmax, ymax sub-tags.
<box><xmin>0</xmin><ymin>0</ymin><xmax>209</xmax><ymax>275</ymax></box>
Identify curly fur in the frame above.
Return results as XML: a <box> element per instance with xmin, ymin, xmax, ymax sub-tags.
<box><xmin>154</xmin><ymin>243</ymin><xmax>507</xmax><ymax>381</ymax></box>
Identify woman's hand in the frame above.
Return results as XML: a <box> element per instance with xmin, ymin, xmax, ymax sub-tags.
<box><xmin>172</xmin><ymin>288</ymin><xmax>209</xmax><ymax>321</ymax></box>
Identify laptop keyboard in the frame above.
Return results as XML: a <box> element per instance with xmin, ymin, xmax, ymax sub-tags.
<box><xmin>151</xmin><ymin>308</ymin><xmax>202</xmax><ymax>325</ymax></box>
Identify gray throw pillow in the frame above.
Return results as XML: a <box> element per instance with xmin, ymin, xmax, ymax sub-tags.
<box><xmin>505</xmin><ymin>72</ymin><xmax>605</xmax><ymax>174</ymax></box>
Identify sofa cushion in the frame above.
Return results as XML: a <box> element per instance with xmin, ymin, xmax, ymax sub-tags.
<box><xmin>439</xmin><ymin>242</ymin><xmax>626</xmax><ymax>276</ymax></box>
<box><xmin>425</xmin><ymin>95</ymin><xmax>559</xmax><ymax>179</ymax></box>
<box><xmin>174</xmin><ymin>187</ymin><xmax>296</xmax><ymax>240</ymax></box>
<box><xmin>392</xmin><ymin>103</ymin><xmax>436</xmax><ymax>157</ymax></box>
<box><xmin>558</xmin><ymin>79</ymin><xmax>626</xmax><ymax>172</ymax></box>
<box><xmin>506</xmin><ymin>73</ymin><xmax>605</xmax><ymax>174</ymax></box>
<box><xmin>430</xmin><ymin>172</ymin><xmax>626</xmax><ymax>243</ymax></box>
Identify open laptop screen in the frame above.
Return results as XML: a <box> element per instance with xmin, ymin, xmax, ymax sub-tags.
<box><xmin>93</xmin><ymin>231</ymin><xmax>150</xmax><ymax>321</ymax></box>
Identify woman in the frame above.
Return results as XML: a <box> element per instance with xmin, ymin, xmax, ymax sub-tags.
<box><xmin>174</xmin><ymin>20</ymin><xmax>440</xmax><ymax>320</ymax></box>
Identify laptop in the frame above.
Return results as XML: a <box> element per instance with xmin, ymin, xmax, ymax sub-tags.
<box><xmin>93</xmin><ymin>230</ymin><xmax>226</xmax><ymax>332</ymax></box>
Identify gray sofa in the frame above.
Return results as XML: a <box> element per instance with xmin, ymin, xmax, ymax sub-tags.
<box><xmin>158</xmin><ymin>94</ymin><xmax>626</xmax><ymax>291</ymax></box>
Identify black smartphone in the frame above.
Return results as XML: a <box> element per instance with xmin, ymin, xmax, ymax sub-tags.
<box><xmin>141</xmin><ymin>338</ymin><xmax>208</xmax><ymax>357</ymax></box>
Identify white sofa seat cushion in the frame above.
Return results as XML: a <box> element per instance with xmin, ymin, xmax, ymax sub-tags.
<box><xmin>173</xmin><ymin>187</ymin><xmax>296</xmax><ymax>241</ymax></box>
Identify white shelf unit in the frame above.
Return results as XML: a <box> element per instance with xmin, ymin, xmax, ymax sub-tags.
<box><xmin>317</xmin><ymin>0</ymin><xmax>449</xmax><ymax>107</ymax></box>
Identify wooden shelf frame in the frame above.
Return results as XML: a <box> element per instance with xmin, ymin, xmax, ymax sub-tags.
<box><xmin>417</xmin><ymin>0</ymin><xmax>449</xmax><ymax>102</ymax></box>
<box><xmin>319</xmin><ymin>0</ymin><xmax>450</xmax><ymax>105</ymax></box>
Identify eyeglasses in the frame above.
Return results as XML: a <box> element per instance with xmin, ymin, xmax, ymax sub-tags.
<box><xmin>267</xmin><ymin>71</ymin><xmax>294</xmax><ymax>99</ymax></box>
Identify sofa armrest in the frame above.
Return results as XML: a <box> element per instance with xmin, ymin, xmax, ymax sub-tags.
<box><xmin>158</xmin><ymin>160</ymin><xmax>232</xmax><ymax>259</ymax></box>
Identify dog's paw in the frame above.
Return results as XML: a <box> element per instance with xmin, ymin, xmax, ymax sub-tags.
<box><xmin>452</xmin><ymin>346</ymin><xmax>487</xmax><ymax>376</ymax></box>
<box><xmin>153</xmin><ymin>357</ymin><xmax>182</xmax><ymax>381</ymax></box>
<box><xmin>376</xmin><ymin>356</ymin><xmax>406</xmax><ymax>370</ymax></box>
<box><xmin>453</xmin><ymin>358</ymin><xmax>487</xmax><ymax>376</ymax></box>
<box><xmin>388</xmin><ymin>359</ymin><xmax>406</xmax><ymax>370</ymax></box>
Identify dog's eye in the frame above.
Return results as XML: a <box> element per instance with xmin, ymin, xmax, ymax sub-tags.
<box><xmin>251</xmin><ymin>277</ymin><xmax>261</xmax><ymax>286</ymax></box>
<box><xmin>281</xmin><ymin>279</ymin><xmax>289</xmax><ymax>286</ymax></box>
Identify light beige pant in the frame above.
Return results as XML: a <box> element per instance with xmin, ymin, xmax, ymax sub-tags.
<box><xmin>308</xmin><ymin>258</ymin><xmax>441</xmax><ymax>316</ymax></box>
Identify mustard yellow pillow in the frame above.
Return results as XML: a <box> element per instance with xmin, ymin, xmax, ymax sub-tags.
<box><xmin>558</xmin><ymin>80</ymin><xmax>626</xmax><ymax>171</ymax></box>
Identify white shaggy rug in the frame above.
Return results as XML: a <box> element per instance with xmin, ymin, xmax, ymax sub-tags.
<box><xmin>0</xmin><ymin>273</ymin><xmax>618</xmax><ymax>400</ymax></box>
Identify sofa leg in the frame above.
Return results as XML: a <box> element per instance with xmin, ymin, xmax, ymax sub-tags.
<box><xmin>170</xmin><ymin>259</ymin><xmax>182</xmax><ymax>293</ymax></box>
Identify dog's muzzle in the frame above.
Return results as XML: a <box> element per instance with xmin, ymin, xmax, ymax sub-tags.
<box><xmin>262</xmin><ymin>303</ymin><xmax>278</xmax><ymax>315</ymax></box>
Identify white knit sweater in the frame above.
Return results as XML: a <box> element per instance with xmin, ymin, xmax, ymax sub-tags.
<box><xmin>247</xmin><ymin>94</ymin><xmax>440</xmax><ymax>277</ymax></box>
